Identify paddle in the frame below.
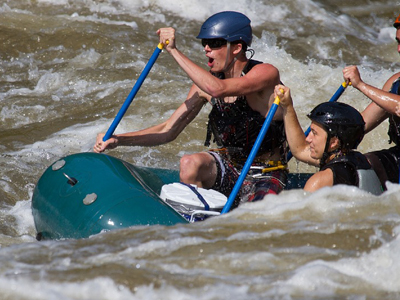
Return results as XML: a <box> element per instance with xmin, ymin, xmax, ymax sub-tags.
<box><xmin>103</xmin><ymin>42</ymin><xmax>167</xmax><ymax>141</ymax></box>
<box><xmin>286</xmin><ymin>81</ymin><xmax>350</xmax><ymax>161</ymax></box>
<box><xmin>221</xmin><ymin>93</ymin><xmax>281</xmax><ymax>214</ymax></box>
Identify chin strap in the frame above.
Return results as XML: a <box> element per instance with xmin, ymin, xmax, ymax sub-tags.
<box><xmin>222</xmin><ymin>43</ymin><xmax>255</xmax><ymax>74</ymax></box>
<box><xmin>320</xmin><ymin>136</ymin><xmax>342</xmax><ymax>168</ymax></box>
<box><xmin>222</xmin><ymin>42</ymin><xmax>238</xmax><ymax>73</ymax></box>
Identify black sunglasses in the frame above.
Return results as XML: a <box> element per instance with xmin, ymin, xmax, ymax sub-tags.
<box><xmin>201</xmin><ymin>39</ymin><xmax>227</xmax><ymax>48</ymax></box>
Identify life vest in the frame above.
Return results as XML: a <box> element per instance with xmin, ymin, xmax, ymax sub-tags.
<box><xmin>320</xmin><ymin>151</ymin><xmax>383</xmax><ymax>195</ymax></box>
<box><xmin>388</xmin><ymin>77</ymin><xmax>400</xmax><ymax>145</ymax></box>
<box><xmin>204</xmin><ymin>59</ymin><xmax>286</xmax><ymax>159</ymax></box>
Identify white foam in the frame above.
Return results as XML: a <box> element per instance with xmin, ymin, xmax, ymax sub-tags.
<box><xmin>6</xmin><ymin>199</ymin><xmax>36</xmax><ymax>238</ymax></box>
<box><xmin>68</xmin><ymin>48</ymin><xmax>102</xmax><ymax>69</ymax></box>
<box><xmin>379</xmin><ymin>27</ymin><xmax>397</xmax><ymax>42</ymax></box>
<box><xmin>0</xmin><ymin>277</ymin><xmax>135</xmax><ymax>300</ymax></box>
<box><xmin>280</xmin><ymin>231</ymin><xmax>400</xmax><ymax>294</ymax></box>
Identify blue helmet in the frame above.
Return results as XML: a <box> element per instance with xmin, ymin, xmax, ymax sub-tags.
<box><xmin>196</xmin><ymin>11</ymin><xmax>252</xmax><ymax>46</ymax></box>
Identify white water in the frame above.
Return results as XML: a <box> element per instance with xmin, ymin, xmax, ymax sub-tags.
<box><xmin>1</xmin><ymin>0</ymin><xmax>400</xmax><ymax>299</ymax></box>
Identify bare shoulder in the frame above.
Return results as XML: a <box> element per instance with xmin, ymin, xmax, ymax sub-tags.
<box><xmin>383</xmin><ymin>72</ymin><xmax>400</xmax><ymax>90</ymax></box>
<box><xmin>249</xmin><ymin>62</ymin><xmax>279</xmax><ymax>78</ymax></box>
<box><xmin>242</xmin><ymin>62</ymin><xmax>280</xmax><ymax>116</ymax></box>
<box><xmin>304</xmin><ymin>168</ymin><xmax>334</xmax><ymax>192</ymax></box>
<box><xmin>244</xmin><ymin>62</ymin><xmax>280</xmax><ymax>93</ymax></box>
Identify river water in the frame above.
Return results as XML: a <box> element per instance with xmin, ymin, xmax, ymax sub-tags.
<box><xmin>1</xmin><ymin>0</ymin><xmax>400</xmax><ymax>299</ymax></box>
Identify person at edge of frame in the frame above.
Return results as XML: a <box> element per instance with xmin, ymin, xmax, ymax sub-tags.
<box><xmin>94</xmin><ymin>11</ymin><xmax>289</xmax><ymax>209</ymax></box>
<box><xmin>273</xmin><ymin>85</ymin><xmax>383</xmax><ymax>195</ymax></box>
<box><xmin>342</xmin><ymin>13</ymin><xmax>400</xmax><ymax>190</ymax></box>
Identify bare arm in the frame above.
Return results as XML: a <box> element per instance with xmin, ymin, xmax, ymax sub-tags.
<box><xmin>94</xmin><ymin>84</ymin><xmax>207</xmax><ymax>153</ymax></box>
<box><xmin>343</xmin><ymin>66</ymin><xmax>400</xmax><ymax>119</ymax></box>
<box><xmin>303</xmin><ymin>169</ymin><xmax>334</xmax><ymax>192</ymax></box>
<box><xmin>169</xmin><ymin>47</ymin><xmax>279</xmax><ymax>99</ymax></box>
<box><xmin>157</xmin><ymin>27</ymin><xmax>279</xmax><ymax>100</ymax></box>
<box><xmin>361</xmin><ymin>102</ymin><xmax>389</xmax><ymax>133</ymax></box>
<box><xmin>274</xmin><ymin>85</ymin><xmax>319</xmax><ymax>166</ymax></box>
<box><xmin>276</xmin><ymin>84</ymin><xmax>334</xmax><ymax>192</ymax></box>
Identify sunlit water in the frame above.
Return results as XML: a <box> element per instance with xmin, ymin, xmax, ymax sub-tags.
<box><xmin>1</xmin><ymin>0</ymin><xmax>400</xmax><ymax>299</ymax></box>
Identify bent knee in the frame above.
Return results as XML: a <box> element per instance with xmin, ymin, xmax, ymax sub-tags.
<box><xmin>180</xmin><ymin>154</ymin><xmax>204</xmax><ymax>175</ymax></box>
<box><xmin>179</xmin><ymin>153</ymin><xmax>216</xmax><ymax>186</ymax></box>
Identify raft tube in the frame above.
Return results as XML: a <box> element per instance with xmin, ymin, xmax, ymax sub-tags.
<box><xmin>32</xmin><ymin>153</ymin><xmax>311</xmax><ymax>240</ymax></box>
<box><xmin>32</xmin><ymin>153</ymin><xmax>188</xmax><ymax>240</ymax></box>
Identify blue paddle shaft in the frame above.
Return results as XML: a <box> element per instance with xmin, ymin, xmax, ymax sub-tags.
<box><xmin>103</xmin><ymin>44</ymin><xmax>164</xmax><ymax>141</ymax></box>
<box><xmin>286</xmin><ymin>82</ymin><xmax>348</xmax><ymax>161</ymax></box>
<box><xmin>221</xmin><ymin>100</ymin><xmax>280</xmax><ymax>214</ymax></box>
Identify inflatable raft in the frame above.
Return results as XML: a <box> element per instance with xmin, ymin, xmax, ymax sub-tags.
<box><xmin>32</xmin><ymin>153</ymin><xmax>311</xmax><ymax>240</ymax></box>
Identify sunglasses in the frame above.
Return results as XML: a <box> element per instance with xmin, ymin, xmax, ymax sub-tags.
<box><xmin>201</xmin><ymin>39</ymin><xmax>227</xmax><ymax>49</ymax></box>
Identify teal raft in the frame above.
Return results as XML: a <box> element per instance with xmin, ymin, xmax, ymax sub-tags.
<box><xmin>32</xmin><ymin>153</ymin><xmax>311</xmax><ymax>240</ymax></box>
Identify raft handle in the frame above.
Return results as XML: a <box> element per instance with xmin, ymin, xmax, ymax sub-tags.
<box><xmin>63</xmin><ymin>173</ymin><xmax>78</xmax><ymax>186</ymax></box>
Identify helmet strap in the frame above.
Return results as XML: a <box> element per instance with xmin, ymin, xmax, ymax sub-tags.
<box><xmin>222</xmin><ymin>42</ymin><xmax>238</xmax><ymax>73</ymax></box>
<box><xmin>320</xmin><ymin>135</ymin><xmax>341</xmax><ymax>168</ymax></box>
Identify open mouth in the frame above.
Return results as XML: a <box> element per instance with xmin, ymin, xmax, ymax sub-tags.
<box><xmin>208</xmin><ymin>57</ymin><xmax>214</xmax><ymax>67</ymax></box>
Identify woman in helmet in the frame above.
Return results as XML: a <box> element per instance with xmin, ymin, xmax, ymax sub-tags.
<box><xmin>274</xmin><ymin>85</ymin><xmax>382</xmax><ymax>194</ymax></box>
<box><xmin>342</xmin><ymin>14</ymin><xmax>400</xmax><ymax>190</ymax></box>
<box><xmin>94</xmin><ymin>11</ymin><xmax>288</xmax><ymax>208</ymax></box>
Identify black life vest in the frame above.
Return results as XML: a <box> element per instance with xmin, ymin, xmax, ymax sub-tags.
<box><xmin>320</xmin><ymin>151</ymin><xmax>382</xmax><ymax>195</ymax></box>
<box><xmin>204</xmin><ymin>59</ymin><xmax>286</xmax><ymax>159</ymax></box>
<box><xmin>388</xmin><ymin>77</ymin><xmax>400</xmax><ymax>145</ymax></box>
<box><xmin>364</xmin><ymin>76</ymin><xmax>400</xmax><ymax>189</ymax></box>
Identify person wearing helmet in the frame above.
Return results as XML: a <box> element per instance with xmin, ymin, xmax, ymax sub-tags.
<box><xmin>274</xmin><ymin>85</ymin><xmax>382</xmax><ymax>194</ymax></box>
<box><xmin>342</xmin><ymin>13</ymin><xmax>400</xmax><ymax>190</ymax></box>
<box><xmin>94</xmin><ymin>11</ymin><xmax>288</xmax><ymax>208</ymax></box>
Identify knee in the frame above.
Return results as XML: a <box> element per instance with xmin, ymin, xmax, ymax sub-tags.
<box><xmin>179</xmin><ymin>153</ymin><xmax>216</xmax><ymax>187</ymax></box>
<box><xmin>180</xmin><ymin>154</ymin><xmax>201</xmax><ymax>178</ymax></box>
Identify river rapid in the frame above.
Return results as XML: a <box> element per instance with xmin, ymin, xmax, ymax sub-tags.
<box><xmin>1</xmin><ymin>0</ymin><xmax>400</xmax><ymax>299</ymax></box>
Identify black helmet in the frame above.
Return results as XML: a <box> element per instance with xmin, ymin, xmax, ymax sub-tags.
<box><xmin>196</xmin><ymin>11</ymin><xmax>252</xmax><ymax>46</ymax></box>
<box><xmin>307</xmin><ymin>102</ymin><xmax>365</xmax><ymax>150</ymax></box>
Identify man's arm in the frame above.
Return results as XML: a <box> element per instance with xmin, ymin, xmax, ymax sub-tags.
<box><xmin>361</xmin><ymin>102</ymin><xmax>389</xmax><ymax>134</ymax></box>
<box><xmin>158</xmin><ymin>28</ymin><xmax>280</xmax><ymax>101</ymax></box>
<box><xmin>94</xmin><ymin>84</ymin><xmax>206</xmax><ymax>153</ymax></box>
<box><xmin>343</xmin><ymin>66</ymin><xmax>400</xmax><ymax>117</ymax></box>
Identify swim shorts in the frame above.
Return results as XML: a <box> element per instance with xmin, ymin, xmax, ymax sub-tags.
<box><xmin>208</xmin><ymin>150</ymin><xmax>288</xmax><ymax>208</ymax></box>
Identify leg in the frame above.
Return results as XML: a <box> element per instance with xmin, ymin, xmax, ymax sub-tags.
<box><xmin>180</xmin><ymin>150</ymin><xmax>243</xmax><ymax>209</ymax></box>
<box><xmin>245</xmin><ymin>170</ymin><xmax>288</xmax><ymax>202</ymax></box>
<box><xmin>179</xmin><ymin>152</ymin><xmax>217</xmax><ymax>188</ymax></box>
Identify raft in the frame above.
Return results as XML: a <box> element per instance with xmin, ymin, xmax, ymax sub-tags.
<box><xmin>32</xmin><ymin>153</ymin><xmax>311</xmax><ymax>240</ymax></box>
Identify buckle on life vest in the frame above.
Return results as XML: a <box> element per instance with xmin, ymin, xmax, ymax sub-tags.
<box><xmin>248</xmin><ymin>160</ymin><xmax>287</xmax><ymax>177</ymax></box>
<box><xmin>261</xmin><ymin>161</ymin><xmax>287</xmax><ymax>173</ymax></box>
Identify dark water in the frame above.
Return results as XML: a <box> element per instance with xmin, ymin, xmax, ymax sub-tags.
<box><xmin>1</xmin><ymin>0</ymin><xmax>400</xmax><ymax>299</ymax></box>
